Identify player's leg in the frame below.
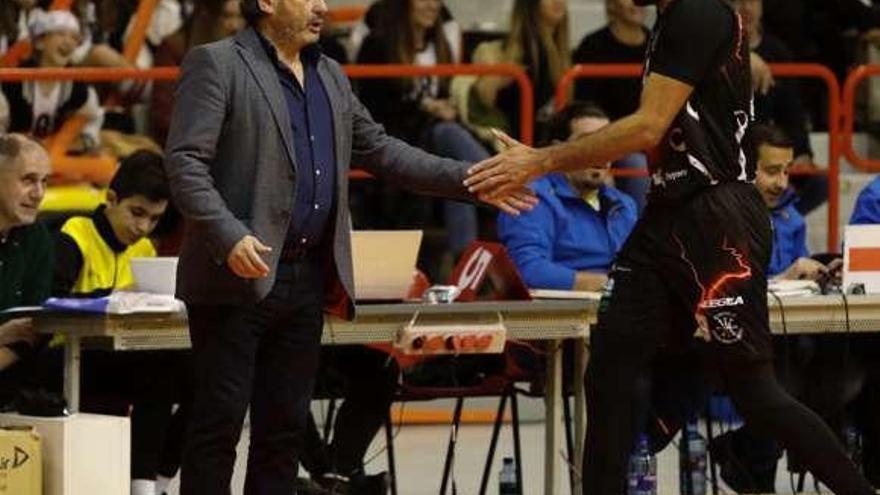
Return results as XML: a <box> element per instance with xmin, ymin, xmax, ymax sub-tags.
<box><xmin>582</xmin><ymin>258</ymin><xmax>669</xmax><ymax>494</ymax></box>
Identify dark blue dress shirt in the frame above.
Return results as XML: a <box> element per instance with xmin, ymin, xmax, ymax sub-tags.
<box><xmin>260</xmin><ymin>35</ymin><xmax>336</xmax><ymax>249</ymax></box>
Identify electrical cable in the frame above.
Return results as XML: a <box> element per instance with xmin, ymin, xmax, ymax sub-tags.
<box><xmin>363</xmin><ymin>402</ymin><xmax>407</xmax><ymax>468</ymax></box>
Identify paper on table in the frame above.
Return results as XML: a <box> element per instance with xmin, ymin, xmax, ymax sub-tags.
<box><xmin>0</xmin><ymin>306</ymin><xmax>46</xmax><ymax>317</ymax></box>
<box><xmin>43</xmin><ymin>292</ymin><xmax>184</xmax><ymax>315</ymax></box>
<box><xmin>767</xmin><ymin>280</ymin><xmax>820</xmax><ymax>298</ymax></box>
<box><xmin>528</xmin><ymin>289</ymin><xmax>602</xmax><ymax>300</ymax></box>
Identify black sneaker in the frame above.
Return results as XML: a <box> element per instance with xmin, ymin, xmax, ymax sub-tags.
<box><xmin>708</xmin><ymin>428</ymin><xmax>779</xmax><ymax>493</ymax></box>
<box><xmin>316</xmin><ymin>473</ymin><xmax>351</xmax><ymax>494</ymax></box>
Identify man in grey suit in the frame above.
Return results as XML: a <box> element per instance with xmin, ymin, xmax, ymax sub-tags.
<box><xmin>164</xmin><ymin>0</ymin><xmax>534</xmax><ymax>493</ymax></box>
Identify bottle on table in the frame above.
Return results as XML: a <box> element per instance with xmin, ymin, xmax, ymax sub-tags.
<box><xmin>499</xmin><ymin>456</ymin><xmax>519</xmax><ymax>495</ymax></box>
<box><xmin>679</xmin><ymin>419</ymin><xmax>707</xmax><ymax>495</ymax></box>
<box><xmin>844</xmin><ymin>425</ymin><xmax>863</xmax><ymax>472</ymax></box>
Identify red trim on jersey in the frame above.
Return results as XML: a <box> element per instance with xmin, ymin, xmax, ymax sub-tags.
<box><xmin>733</xmin><ymin>12</ymin><xmax>745</xmax><ymax>63</ymax></box>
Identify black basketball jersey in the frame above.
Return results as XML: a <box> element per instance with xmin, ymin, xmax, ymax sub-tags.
<box><xmin>643</xmin><ymin>0</ymin><xmax>754</xmax><ymax>202</ymax></box>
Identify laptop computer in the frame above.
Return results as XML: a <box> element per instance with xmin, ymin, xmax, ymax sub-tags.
<box><xmin>351</xmin><ymin>230</ymin><xmax>423</xmax><ymax>301</ymax></box>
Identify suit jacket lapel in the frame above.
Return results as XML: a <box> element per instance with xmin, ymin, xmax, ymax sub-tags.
<box><xmin>234</xmin><ymin>28</ymin><xmax>297</xmax><ymax>174</ymax></box>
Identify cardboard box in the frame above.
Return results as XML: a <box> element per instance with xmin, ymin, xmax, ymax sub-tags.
<box><xmin>0</xmin><ymin>413</ymin><xmax>129</xmax><ymax>495</ymax></box>
<box><xmin>0</xmin><ymin>426</ymin><xmax>41</xmax><ymax>494</ymax></box>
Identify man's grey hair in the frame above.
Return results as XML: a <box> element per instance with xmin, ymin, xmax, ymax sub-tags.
<box><xmin>0</xmin><ymin>134</ymin><xmax>47</xmax><ymax>169</ymax></box>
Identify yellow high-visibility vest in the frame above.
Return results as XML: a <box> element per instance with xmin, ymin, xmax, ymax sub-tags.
<box><xmin>60</xmin><ymin>216</ymin><xmax>156</xmax><ymax>295</ymax></box>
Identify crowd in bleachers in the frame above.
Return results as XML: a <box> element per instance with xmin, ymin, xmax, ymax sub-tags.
<box><xmin>4</xmin><ymin>1</ymin><xmax>880</xmax><ymax>494</ymax></box>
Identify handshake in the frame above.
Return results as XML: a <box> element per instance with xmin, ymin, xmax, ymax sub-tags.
<box><xmin>464</xmin><ymin>129</ymin><xmax>550</xmax><ymax>211</ymax></box>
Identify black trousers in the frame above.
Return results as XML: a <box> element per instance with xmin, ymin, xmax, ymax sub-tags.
<box><xmin>181</xmin><ymin>257</ymin><xmax>324</xmax><ymax>495</ymax></box>
<box><xmin>582</xmin><ymin>183</ymin><xmax>874</xmax><ymax>495</ymax></box>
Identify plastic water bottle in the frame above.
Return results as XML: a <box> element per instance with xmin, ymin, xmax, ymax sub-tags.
<box><xmin>679</xmin><ymin>420</ymin><xmax>707</xmax><ymax>495</ymax></box>
<box><xmin>499</xmin><ymin>456</ymin><xmax>518</xmax><ymax>494</ymax></box>
<box><xmin>844</xmin><ymin>426</ymin><xmax>863</xmax><ymax>471</ymax></box>
<box><xmin>628</xmin><ymin>434</ymin><xmax>657</xmax><ymax>495</ymax></box>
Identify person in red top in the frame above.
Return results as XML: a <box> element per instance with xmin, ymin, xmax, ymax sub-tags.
<box><xmin>464</xmin><ymin>0</ymin><xmax>876</xmax><ymax>492</ymax></box>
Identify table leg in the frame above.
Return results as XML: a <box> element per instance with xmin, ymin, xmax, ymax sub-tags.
<box><xmin>573</xmin><ymin>337</ymin><xmax>589</xmax><ymax>495</ymax></box>
<box><xmin>544</xmin><ymin>339</ymin><xmax>563</xmax><ymax>495</ymax></box>
<box><xmin>64</xmin><ymin>335</ymin><xmax>81</xmax><ymax>413</ymax></box>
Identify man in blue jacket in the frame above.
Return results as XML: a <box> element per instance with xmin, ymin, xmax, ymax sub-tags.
<box><xmin>851</xmin><ymin>176</ymin><xmax>880</xmax><ymax>225</ymax></box>
<box><xmin>498</xmin><ymin>102</ymin><xmax>639</xmax><ymax>291</ymax></box>
<box><xmin>753</xmin><ymin>124</ymin><xmax>837</xmax><ymax>281</ymax></box>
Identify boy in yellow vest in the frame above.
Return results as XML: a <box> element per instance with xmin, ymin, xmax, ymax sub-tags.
<box><xmin>52</xmin><ymin>149</ymin><xmax>184</xmax><ymax>495</ymax></box>
<box><xmin>54</xmin><ymin>149</ymin><xmax>168</xmax><ymax>296</ymax></box>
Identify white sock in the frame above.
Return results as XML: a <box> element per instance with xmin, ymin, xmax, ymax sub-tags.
<box><xmin>131</xmin><ymin>479</ymin><xmax>156</xmax><ymax>495</ymax></box>
<box><xmin>155</xmin><ymin>475</ymin><xmax>173</xmax><ymax>494</ymax></box>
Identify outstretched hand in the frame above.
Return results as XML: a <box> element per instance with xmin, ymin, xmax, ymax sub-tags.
<box><xmin>478</xmin><ymin>186</ymin><xmax>539</xmax><ymax>215</ymax></box>
<box><xmin>463</xmin><ymin>129</ymin><xmax>548</xmax><ymax>200</ymax></box>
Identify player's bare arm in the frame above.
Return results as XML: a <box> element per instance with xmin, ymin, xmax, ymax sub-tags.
<box><xmin>464</xmin><ymin>73</ymin><xmax>694</xmax><ymax>197</ymax></box>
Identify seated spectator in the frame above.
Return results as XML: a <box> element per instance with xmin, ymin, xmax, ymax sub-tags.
<box><xmin>356</xmin><ymin>0</ymin><xmax>481</xmax><ymax>257</ymax></box>
<box><xmin>0</xmin><ymin>0</ymin><xmax>38</xmax><ymax>55</ymax></box>
<box><xmin>52</xmin><ymin>150</ymin><xmax>189</xmax><ymax>495</ymax></box>
<box><xmin>497</xmin><ymin>102</ymin><xmax>638</xmax><ymax>291</ymax></box>
<box><xmin>0</xmin><ymin>134</ymin><xmax>51</xmax><ymax>375</ymax></box>
<box><xmin>571</xmin><ymin>0</ymin><xmax>650</xmax><ymax>210</ymax></box>
<box><xmin>463</xmin><ymin>0</ymin><xmax>570</xmax><ymax>142</ymax></box>
<box><xmin>733</xmin><ymin>0</ymin><xmax>827</xmax><ymax>216</ymax></box>
<box><xmin>349</xmin><ymin>0</ymin><xmax>460</xmax><ymax>63</ymax></box>
<box><xmin>709</xmin><ymin>125</ymin><xmax>850</xmax><ymax>492</ymax></box>
<box><xmin>2</xmin><ymin>1</ymin><xmax>131</xmax><ymax>69</ymax></box>
<box><xmin>802</xmin><ymin>0</ymin><xmax>880</xmax><ymax>80</ymax></box>
<box><xmin>572</xmin><ymin>0</ymin><xmax>647</xmax><ymax>122</ymax></box>
<box><xmin>150</xmin><ymin>0</ymin><xmax>245</xmax><ymax>146</ymax></box>
<box><xmin>0</xmin><ymin>10</ymin><xmax>103</xmax><ymax>152</ymax></box>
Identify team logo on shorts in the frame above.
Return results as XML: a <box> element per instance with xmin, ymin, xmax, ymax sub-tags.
<box><xmin>700</xmin><ymin>296</ymin><xmax>745</xmax><ymax>309</ymax></box>
<box><xmin>710</xmin><ymin>311</ymin><xmax>744</xmax><ymax>344</ymax></box>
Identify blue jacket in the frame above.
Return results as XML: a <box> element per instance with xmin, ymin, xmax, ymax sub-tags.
<box><xmin>850</xmin><ymin>176</ymin><xmax>880</xmax><ymax>225</ymax></box>
<box><xmin>497</xmin><ymin>174</ymin><xmax>638</xmax><ymax>290</ymax></box>
<box><xmin>768</xmin><ymin>190</ymin><xmax>809</xmax><ymax>277</ymax></box>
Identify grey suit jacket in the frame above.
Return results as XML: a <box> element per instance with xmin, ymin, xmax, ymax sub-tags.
<box><xmin>165</xmin><ymin>28</ymin><xmax>472</xmax><ymax>315</ymax></box>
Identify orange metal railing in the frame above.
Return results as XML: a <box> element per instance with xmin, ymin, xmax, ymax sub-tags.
<box><xmin>1</xmin><ymin>0</ymin><xmax>77</xmax><ymax>67</ymax></box>
<box><xmin>554</xmin><ymin>63</ymin><xmax>842</xmax><ymax>251</ymax></box>
<box><xmin>122</xmin><ymin>0</ymin><xmax>159</xmax><ymax>63</ymax></box>
<box><xmin>0</xmin><ymin>63</ymin><xmax>534</xmax><ymax>182</ymax></box>
<box><xmin>327</xmin><ymin>5</ymin><xmax>368</xmax><ymax>24</ymax></box>
<box><xmin>842</xmin><ymin>65</ymin><xmax>880</xmax><ymax>174</ymax></box>
<box><xmin>0</xmin><ymin>67</ymin><xmax>178</xmax><ymax>184</ymax></box>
